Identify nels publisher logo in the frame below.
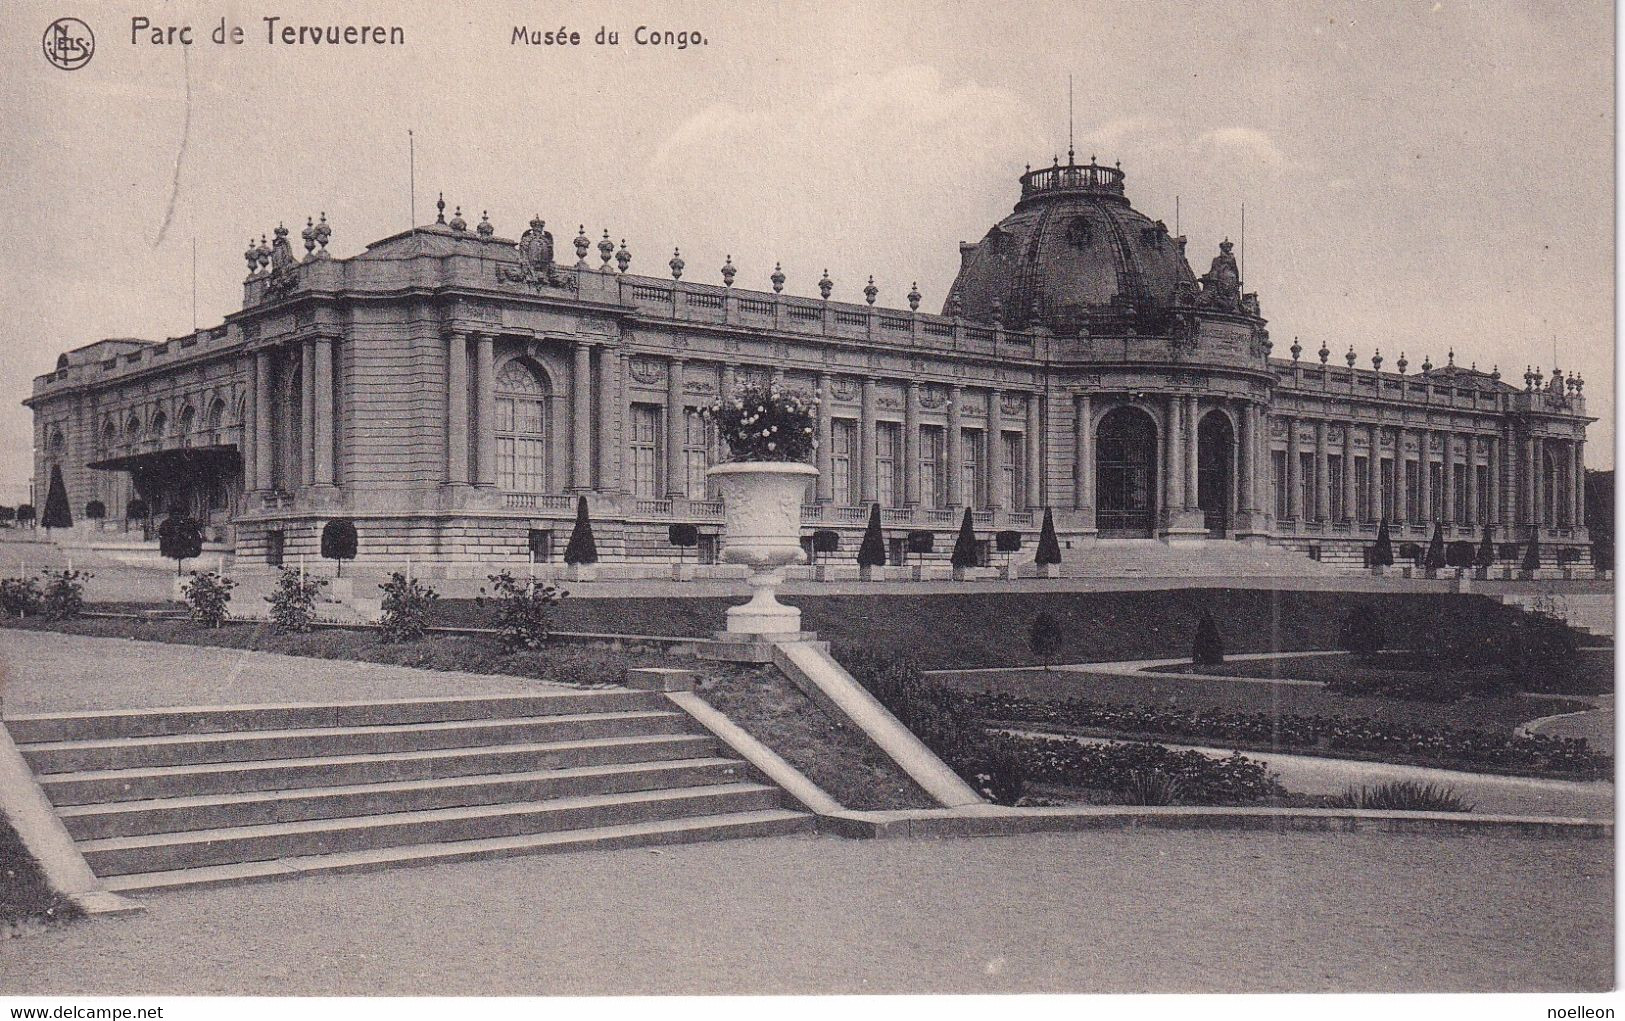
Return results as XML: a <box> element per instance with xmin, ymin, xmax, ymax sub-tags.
<box><xmin>42</xmin><ymin>17</ymin><xmax>94</xmax><ymax>70</ymax></box>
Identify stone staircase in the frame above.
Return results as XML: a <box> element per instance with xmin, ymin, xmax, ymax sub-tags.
<box><xmin>6</xmin><ymin>691</ymin><xmax>810</xmax><ymax>893</ymax></box>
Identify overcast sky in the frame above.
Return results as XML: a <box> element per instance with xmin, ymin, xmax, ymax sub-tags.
<box><xmin>0</xmin><ymin>0</ymin><xmax>1613</xmax><ymax>501</ymax></box>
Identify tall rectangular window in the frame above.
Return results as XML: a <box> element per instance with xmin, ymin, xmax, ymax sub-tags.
<box><xmin>1272</xmin><ymin>449</ymin><xmax>1288</xmax><ymax>518</ymax></box>
<box><xmin>831</xmin><ymin>419</ymin><xmax>857</xmax><ymax>505</ymax></box>
<box><xmin>496</xmin><ymin>392</ymin><xmax>547</xmax><ymax>493</ymax></box>
<box><xmin>629</xmin><ymin>403</ymin><xmax>662</xmax><ymax>498</ymax></box>
<box><xmin>962</xmin><ymin>428</ymin><xmax>984</xmax><ymax>508</ymax></box>
<box><xmin>1354</xmin><ymin>456</ymin><xmax>1370</xmax><ymax>522</ymax></box>
<box><xmin>1428</xmin><ymin>463</ymin><xmax>1443</xmax><ymax>520</ymax></box>
<box><xmin>919</xmin><ymin>426</ymin><xmax>944</xmax><ymax>508</ymax></box>
<box><xmin>1329</xmin><ymin>455</ymin><xmax>1345</xmax><ymax>521</ymax></box>
<box><xmin>1477</xmin><ymin>465</ymin><xmax>1491</xmax><ymax>523</ymax></box>
<box><xmin>1453</xmin><ymin>465</ymin><xmax>1467</xmax><ymax>523</ymax></box>
<box><xmin>683</xmin><ymin>409</ymin><xmax>715</xmax><ymax>500</ymax></box>
<box><xmin>1002</xmin><ymin>431</ymin><xmax>1024</xmax><ymax>510</ymax></box>
<box><xmin>1299</xmin><ymin>452</ymin><xmax>1316</xmax><ymax>519</ymax></box>
<box><xmin>875</xmin><ymin>422</ymin><xmax>901</xmax><ymax>507</ymax></box>
<box><xmin>1381</xmin><ymin>458</ymin><xmax>1396</xmax><ymax>520</ymax></box>
<box><xmin>1405</xmin><ymin>461</ymin><xmax>1420</xmax><ymax>522</ymax></box>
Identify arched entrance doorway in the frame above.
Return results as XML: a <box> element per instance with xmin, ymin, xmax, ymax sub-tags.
<box><xmin>1197</xmin><ymin>411</ymin><xmax>1235</xmax><ymax>537</ymax></box>
<box><xmin>1096</xmin><ymin>406</ymin><xmax>1158</xmax><ymax>537</ymax></box>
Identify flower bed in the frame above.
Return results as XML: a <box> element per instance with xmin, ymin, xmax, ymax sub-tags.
<box><xmin>967</xmin><ymin>690</ymin><xmax>1612</xmax><ymax>780</ymax></box>
<box><xmin>1012</xmin><ymin>737</ymin><xmax>1284</xmax><ymax>805</ymax></box>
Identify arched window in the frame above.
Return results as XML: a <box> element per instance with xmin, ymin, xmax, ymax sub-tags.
<box><xmin>177</xmin><ymin>405</ymin><xmax>196</xmax><ymax>446</ymax></box>
<box><xmin>125</xmin><ymin>414</ymin><xmax>141</xmax><ymax>444</ymax></box>
<box><xmin>48</xmin><ymin>428</ymin><xmax>65</xmax><ymax>456</ymax></box>
<box><xmin>99</xmin><ymin>420</ymin><xmax>116</xmax><ymax>455</ymax></box>
<box><xmin>207</xmin><ymin>398</ymin><xmax>226</xmax><ymax>432</ymax></box>
<box><xmin>495</xmin><ymin>360</ymin><xmax>549</xmax><ymax>493</ymax></box>
<box><xmin>149</xmin><ymin>410</ymin><xmax>167</xmax><ymax>441</ymax></box>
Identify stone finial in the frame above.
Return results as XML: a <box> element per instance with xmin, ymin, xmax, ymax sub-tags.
<box><xmin>302</xmin><ymin>217</ymin><xmax>317</xmax><ymax>258</ymax></box>
<box><xmin>1524</xmin><ymin>365</ymin><xmax>1535</xmax><ymax>390</ymax></box>
<box><xmin>771</xmin><ymin>262</ymin><xmax>785</xmax><ymax>293</ymax></box>
<box><xmin>1396</xmin><ymin>351</ymin><xmax>1408</xmax><ymax>374</ymax></box>
<box><xmin>1289</xmin><ymin>337</ymin><xmax>1302</xmax><ymax>361</ymax></box>
<box><xmin>1447</xmin><ymin>348</ymin><xmax>1455</xmax><ymax>367</ymax></box>
<box><xmin>818</xmin><ymin>269</ymin><xmax>833</xmax><ymax>300</ymax></box>
<box><xmin>615</xmin><ymin>239</ymin><xmax>630</xmax><ymax>273</ymax></box>
<box><xmin>448</xmin><ymin>206</ymin><xmax>467</xmax><ymax>232</ymax></box>
<box><xmin>669</xmin><ymin>247</ymin><xmax>684</xmax><ymax>280</ymax></box>
<box><xmin>1491</xmin><ymin>364</ymin><xmax>1501</xmax><ymax>381</ymax></box>
<box><xmin>1346</xmin><ymin>345</ymin><xmax>1357</xmax><ymax>367</ymax></box>
<box><xmin>1318</xmin><ymin>340</ymin><xmax>1329</xmax><ymax>364</ymax></box>
<box><xmin>991</xmin><ymin>296</ymin><xmax>1004</xmax><ymax>324</ymax></box>
<box><xmin>864</xmin><ymin>275</ymin><xmax>878</xmax><ymax>305</ymax></box>
<box><xmin>435</xmin><ymin>192</ymin><xmax>446</xmax><ymax>225</ymax></box>
<box><xmin>574</xmin><ymin>226</ymin><xmax>589</xmax><ymax>264</ymax></box>
<box><xmin>1372</xmin><ymin>349</ymin><xmax>1384</xmax><ymax>371</ymax></box>
<box><xmin>721</xmin><ymin>255</ymin><xmax>736</xmax><ymax>287</ymax></box>
<box><xmin>598</xmin><ymin>229</ymin><xmax>615</xmax><ymax>271</ymax></box>
<box><xmin>908</xmin><ymin>282</ymin><xmax>921</xmax><ymax>311</ymax></box>
<box><xmin>256</xmin><ymin>234</ymin><xmax>271</xmax><ymax>271</ymax></box>
<box><xmin>1421</xmin><ymin>354</ymin><xmax>1433</xmax><ymax>375</ymax></box>
<box><xmin>1575</xmin><ymin>373</ymin><xmax>1585</xmax><ymax>394</ymax></box>
<box><xmin>477</xmin><ymin>211</ymin><xmax>493</xmax><ymax>238</ymax></box>
<box><xmin>948</xmin><ymin>290</ymin><xmax>963</xmax><ymax>318</ymax></box>
<box><xmin>315</xmin><ymin>212</ymin><xmax>332</xmax><ymax>256</ymax></box>
<box><xmin>245</xmin><ymin>238</ymin><xmax>259</xmax><ymax>275</ymax></box>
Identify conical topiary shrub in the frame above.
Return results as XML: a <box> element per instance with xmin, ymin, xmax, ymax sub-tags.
<box><xmin>1475</xmin><ymin>522</ymin><xmax>1496</xmax><ymax>570</ymax></box>
<box><xmin>563</xmin><ymin>495</ymin><xmax>598</xmax><ymax>565</ymax></box>
<box><xmin>1371</xmin><ymin>518</ymin><xmax>1394</xmax><ymax>567</ymax></box>
<box><xmin>1035</xmin><ymin>508</ymin><xmax>1062</xmax><ymax>567</ymax></box>
<box><xmin>856</xmin><ymin>504</ymin><xmax>886</xmax><ymax>570</ymax></box>
<box><xmin>1192</xmin><ymin>611</ymin><xmax>1225</xmax><ymax>666</ymax></box>
<box><xmin>41</xmin><ymin>465</ymin><xmax>72</xmax><ymax>531</ymax></box>
<box><xmin>950</xmin><ymin>507</ymin><xmax>979</xmax><ymax>570</ymax></box>
<box><xmin>1521</xmin><ymin>527</ymin><xmax>1542</xmax><ymax>573</ymax></box>
<box><xmin>1424</xmin><ymin>522</ymin><xmax>1446</xmax><ymax>570</ymax></box>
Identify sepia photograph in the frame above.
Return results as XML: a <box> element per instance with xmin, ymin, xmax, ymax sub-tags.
<box><xmin>0</xmin><ymin>0</ymin><xmax>1614</xmax><ymax>1008</ymax></box>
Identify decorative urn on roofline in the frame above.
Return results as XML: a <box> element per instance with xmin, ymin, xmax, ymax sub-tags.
<box><xmin>704</xmin><ymin>382</ymin><xmax>819</xmax><ymax>635</ymax></box>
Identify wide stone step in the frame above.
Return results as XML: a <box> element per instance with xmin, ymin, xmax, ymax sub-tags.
<box><xmin>58</xmin><ymin>757</ymin><xmax>751</xmax><ymax>839</ymax></box>
<box><xmin>100</xmin><ymin>808</ymin><xmax>813</xmax><ymax>893</ymax></box>
<box><xmin>5</xmin><ymin>691</ymin><xmax>670</xmax><ymax>744</ymax></box>
<box><xmin>39</xmin><ymin>733</ymin><xmax>721</xmax><ymax>806</ymax></box>
<box><xmin>22</xmin><ymin>710</ymin><xmax>694</xmax><ymax>773</ymax></box>
<box><xmin>82</xmin><ymin>782</ymin><xmax>787</xmax><ymax>876</ymax></box>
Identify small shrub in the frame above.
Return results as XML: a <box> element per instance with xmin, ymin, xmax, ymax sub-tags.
<box><xmin>0</xmin><ymin>576</ymin><xmax>42</xmax><ymax>617</ymax></box>
<box><xmin>1337</xmin><ymin>604</ymin><xmax>1386</xmax><ymax>659</ymax></box>
<box><xmin>320</xmin><ymin>519</ymin><xmax>359</xmax><ymax>577</ymax></box>
<box><xmin>995</xmin><ymin>529</ymin><xmax>1022</xmax><ymax>554</ymax></box>
<box><xmin>379</xmin><ymin>572</ymin><xmax>439</xmax><ymax>643</ymax></box>
<box><xmin>810</xmin><ymin>529</ymin><xmax>840</xmax><ymax>563</ymax></box>
<box><xmin>84</xmin><ymin>500</ymin><xmax>106</xmax><ymax>522</ymax></box>
<box><xmin>39</xmin><ymin>569</ymin><xmax>90</xmax><ymax>621</ymax></box>
<box><xmin>476</xmin><ymin>570</ymin><xmax>567</xmax><ymax>651</ymax></box>
<box><xmin>856</xmin><ymin>505</ymin><xmax>886</xmax><ymax>568</ymax></box>
<box><xmin>1014</xmin><ymin>738</ymin><xmax>1283</xmax><ymax>805</ymax></box>
<box><xmin>1035</xmin><ymin>508</ymin><xmax>1062</xmax><ymax>567</ymax></box>
<box><xmin>1445</xmin><ymin>541</ymin><xmax>1475</xmax><ymax>568</ymax></box>
<box><xmin>158</xmin><ymin>515</ymin><xmax>204</xmax><ymax>575</ymax></box>
<box><xmin>950</xmin><ymin>508</ymin><xmax>979</xmax><ymax>569</ymax></box>
<box><xmin>564</xmin><ymin>496</ymin><xmax>598</xmax><ymax>565</ymax></box>
<box><xmin>967</xmin><ymin>736</ymin><xmax>1026</xmax><ymax>806</ymax></box>
<box><xmin>1121</xmin><ymin>769</ymin><xmax>1185</xmax><ymax>806</ymax></box>
<box><xmin>181</xmin><ymin>571</ymin><xmax>237</xmax><ymax>628</ymax></box>
<box><xmin>1192</xmin><ymin>611</ymin><xmax>1224</xmax><ymax>666</ymax></box>
<box><xmin>15</xmin><ymin>504</ymin><xmax>35</xmax><ymax>527</ymax></box>
<box><xmin>1337</xmin><ymin>781</ymin><xmax>1474</xmax><ymax>813</ymax></box>
<box><xmin>267</xmin><ymin>567</ymin><xmax>326</xmax><ymax>632</ymax></box>
<box><xmin>1029</xmin><ymin>612</ymin><xmax>1064</xmax><ymax>670</ymax></box>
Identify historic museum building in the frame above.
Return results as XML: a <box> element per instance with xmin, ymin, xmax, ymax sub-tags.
<box><xmin>26</xmin><ymin>156</ymin><xmax>1593</xmax><ymax>572</ymax></box>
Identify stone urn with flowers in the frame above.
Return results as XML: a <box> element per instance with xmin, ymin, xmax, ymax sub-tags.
<box><xmin>703</xmin><ymin>382</ymin><xmax>819</xmax><ymax>634</ymax></box>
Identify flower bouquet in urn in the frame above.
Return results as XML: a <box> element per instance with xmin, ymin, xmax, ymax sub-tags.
<box><xmin>704</xmin><ymin>382</ymin><xmax>820</xmax><ymax>634</ymax></box>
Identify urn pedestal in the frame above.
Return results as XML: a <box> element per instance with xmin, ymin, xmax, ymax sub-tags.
<box><xmin>709</xmin><ymin>461</ymin><xmax>818</xmax><ymax>635</ymax></box>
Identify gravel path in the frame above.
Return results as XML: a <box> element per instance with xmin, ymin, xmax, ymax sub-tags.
<box><xmin>0</xmin><ymin>829</ymin><xmax>1608</xmax><ymax>994</ymax></box>
<box><xmin>0</xmin><ymin>630</ymin><xmax>552</xmax><ymax>715</ymax></box>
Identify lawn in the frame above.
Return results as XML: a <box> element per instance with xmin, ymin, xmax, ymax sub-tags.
<box><xmin>1155</xmin><ymin>650</ymin><xmax>1616</xmax><ymax>695</ymax></box>
<box><xmin>92</xmin><ymin>588</ymin><xmax>1556</xmax><ymax>671</ymax></box>
<box><xmin>0</xmin><ymin>811</ymin><xmax>82</xmax><ymax>931</ymax></box>
<box><xmin>932</xmin><ymin>668</ymin><xmax>1588</xmax><ymax>733</ymax></box>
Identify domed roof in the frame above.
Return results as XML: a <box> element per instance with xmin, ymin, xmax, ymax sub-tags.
<box><xmin>946</xmin><ymin>157</ymin><xmax>1197</xmax><ymax>332</ymax></box>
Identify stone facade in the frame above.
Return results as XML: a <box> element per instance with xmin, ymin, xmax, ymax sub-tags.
<box><xmin>26</xmin><ymin>165</ymin><xmax>1593</xmax><ymax>574</ymax></box>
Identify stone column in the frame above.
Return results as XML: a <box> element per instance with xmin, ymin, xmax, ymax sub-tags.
<box><xmin>1442</xmin><ymin>433</ymin><xmax>1456</xmax><ymax>526</ymax></box>
<box><xmin>572</xmin><ymin>340</ymin><xmax>593</xmax><ymax>491</ymax></box>
<box><xmin>1418</xmin><ymin>429</ymin><xmax>1434</xmax><ymax>523</ymax></box>
<box><xmin>1237</xmin><ymin>404</ymin><xmax>1254</xmax><ymax>514</ymax></box>
<box><xmin>904</xmin><ymin>382</ymin><xmax>920</xmax><ymax>506</ymax></box>
<box><xmin>1165</xmin><ymin>394</ymin><xmax>1184</xmax><ymax>515</ymax></box>
<box><xmin>473</xmin><ymin>333</ymin><xmax>496</xmax><ymax>487</ymax></box>
<box><xmin>312</xmin><ymin>335</ymin><xmax>335</xmax><ymax>488</ymax></box>
<box><xmin>665</xmin><ymin>357</ymin><xmax>685</xmax><ymax>498</ymax></box>
<box><xmin>1487</xmin><ymin>434</ymin><xmax>1501</xmax><ymax>525</ymax></box>
<box><xmin>1183</xmin><ymin>395</ymin><xmax>1199</xmax><ymax>512</ymax></box>
<box><xmin>1282</xmin><ymin>415</ymin><xmax>1298</xmax><ymax>519</ymax></box>
<box><xmin>1255</xmin><ymin>409</ymin><xmax>1271</xmax><ymax>517</ymax></box>
<box><xmin>1027</xmin><ymin>394</ymin><xmax>1044</xmax><ymax>509</ymax></box>
<box><xmin>1366</xmin><ymin>424</ymin><xmax>1381</xmax><ymax>521</ymax></box>
<box><xmin>1465</xmin><ymin>434</ymin><xmax>1478</xmax><ymax>527</ymax></box>
<box><xmin>298</xmin><ymin>340</ymin><xmax>314</xmax><ymax>488</ymax></box>
<box><xmin>445</xmin><ymin>332</ymin><xmax>469</xmax><ymax>487</ymax></box>
<box><xmin>1394</xmin><ymin>428</ymin><xmax>1408</xmax><ymax>525</ymax></box>
<box><xmin>253</xmin><ymin>349</ymin><xmax>273</xmax><ymax>492</ymax></box>
<box><xmin>1074</xmin><ymin>394</ymin><xmax>1092</xmax><ymax>509</ymax></box>
<box><xmin>1574</xmin><ymin>440</ymin><xmax>1586</xmax><ymax>528</ymax></box>
<box><xmin>947</xmin><ymin>385</ymin><xmax>964</xmax><ymax>507</ymax></box>
<box><xmin>859</xmin><ymin>377</ymin><xmax>878</xmax><ymax>505</ymax></box>
<box><xmin>1342</xmin><ymin>422</ymin><xmax>1357</xmax><ymax>522</ymax></box>
<box><xmin>1523</xmin><ymin>434</ymin><xmax>1537</xmax><ymax>526</ymax></box>
<box><xmin>1314</xmin><ymin>419</ymin><xmax>1329</xmax><ymax>521</ymax></box>
<box><xmin>815</xmin><ymin>372</ymin><xmax>833</xmax><ymax>503</ymax></box>
<box><xmin>597</xmin><ymin>347</ymin><xmax>621</xmax><ymax>494</ymax></box>
<box><xmin>985</xmin><ymin>389</ymin><xmax>1004</xmax><ymax>511</ymax></box>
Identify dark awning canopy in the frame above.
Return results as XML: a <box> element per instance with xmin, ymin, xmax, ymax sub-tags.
<box><xmin>87</xmin><ymin>444</ymin><xmax>241</xmax><ymax>477</ymax></box>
